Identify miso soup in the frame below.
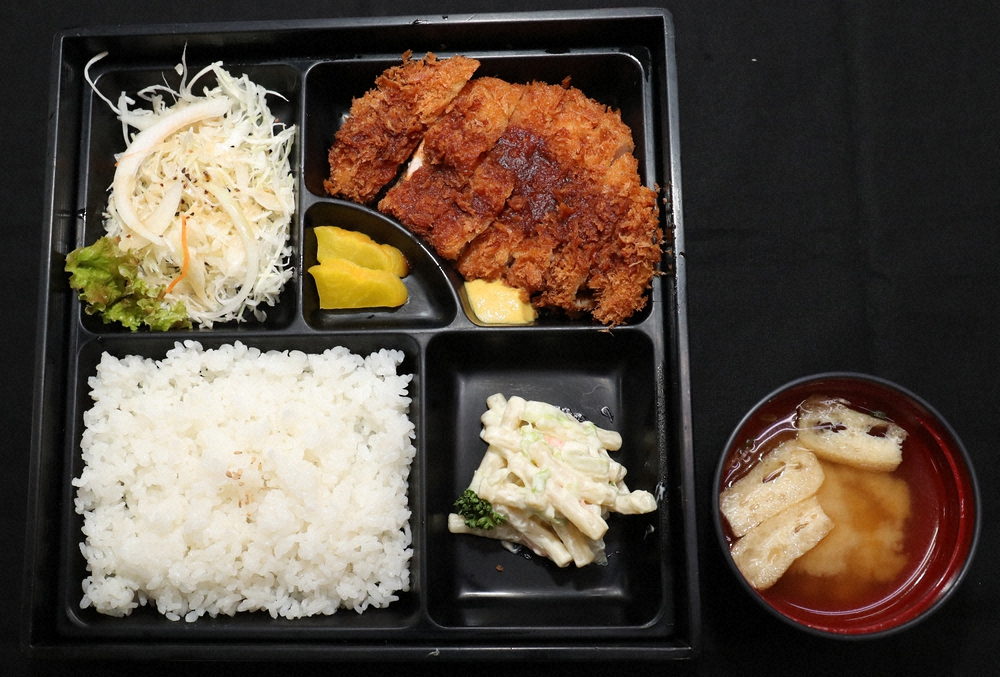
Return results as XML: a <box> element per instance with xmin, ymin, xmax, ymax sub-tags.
<box><xmin>718</xmin><ymin>376</ymin><xmax>956</xmax><ymax>630</ymax></box>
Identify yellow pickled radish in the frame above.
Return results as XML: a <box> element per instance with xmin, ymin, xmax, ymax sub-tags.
<box><xmin>381</xmin><ymin>245</ymin><xmax>408</xmax><ymax>278</ymax></box>
<box><xmin>314</xmin><ymin>226</ymin><xmax>409</xmax><ymax>277</ymax></box>
<box><xmin>309</xmin><ymin>258</ymin><xmax>408</xmax><ymax>309</ymax></box>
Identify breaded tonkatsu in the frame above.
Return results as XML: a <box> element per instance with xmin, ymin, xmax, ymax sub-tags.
<box><xmin>379</xmin><ymin>77</ymin><xmax>525</xmax><ymax>259</ymax></box>
<box><xmin>324</xmin><ymin>52</ymin><xmax>479</xmax><ymax>203</ymax></box>
<box><xmin>455</xmin><ymin>83</ymin><xmax>661</xmax><ymax>325</ymax></box>
<box><xmin>325</xmin><ymin>53</ymin><xmax>663</xmax><ymax>326</ymax></box>
<box><xmin>454</xmin><ymin>83</ymin><xmax>574</xmax><ymax>287</ymax></box>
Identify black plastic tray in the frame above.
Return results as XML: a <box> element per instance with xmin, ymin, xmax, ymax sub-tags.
<box><xmin>24</xmin><ymin>8</ymin><xmax>697</xmax><ymax>660</ymax></box>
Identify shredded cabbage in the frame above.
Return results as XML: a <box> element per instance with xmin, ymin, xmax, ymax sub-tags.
<box><xmin>85</xmin><ymin>50</ymin><xmax>296</xmax><ymax>327</ymax></box>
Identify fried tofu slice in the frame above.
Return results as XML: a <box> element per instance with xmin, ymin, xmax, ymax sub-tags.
<box><xmin>324</xmin><ymin>52</ymin><xmax>479</xmax><ymax>203</ymax></box>
<box><xmin>796</xmin><ymin>396</ymin><xmax>907</xmax><ymax>472</ymax></box>
<box><xmin>720</xmin><ymin>440</ymin><xmax>826</xmax><ymax>538</ymax></box>
<box><xmin>730</xmin><ymin>496</ymin><xmax>834</xmax><ymax>591</ymax></box>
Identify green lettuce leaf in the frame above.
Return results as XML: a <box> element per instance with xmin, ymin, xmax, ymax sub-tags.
<box><xmin>65</xmin><ymin>236</ymin><xmax>191</xmax><ymax>331</ymax></box>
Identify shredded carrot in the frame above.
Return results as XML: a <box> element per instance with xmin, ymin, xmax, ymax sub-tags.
<box><xmin>165</xmin><ymin>215</ymin><xmax>190</xmax><ymax>294</ymax></box>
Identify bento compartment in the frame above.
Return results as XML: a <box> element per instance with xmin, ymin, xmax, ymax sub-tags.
<box><xmin>60</xmin><ymin>333</ymin><xmax>423</xmax><ymax>638</ymax></box>
<box><xmin>75</xmin><ymin>58</ymin><xmax>302</xmax><ymax>333</ymax></box>
<box><xmin>302</xmin><ymin>201</ymin><xmax>459</xmax><ymax>330</ymax></box>
<box><xmin>302</xmin><ymin>49</ymin><xmax>663</xmax><ymax>330</ymax></box>
<box><xmin>302</xmin><ymin>49</ymin><xmax>657</xmax><ymax>199</ymax></box>
<box><xmin>422</xmin><ymin>328</ymin><xmax>665</xmax><ymax>630</ymax></box>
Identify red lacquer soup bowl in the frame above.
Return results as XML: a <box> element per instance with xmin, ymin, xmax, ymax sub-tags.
<box><xmin>714</xmin><ymin>373</ymin><xmax>980</xmax><ymax>638</ymax></box>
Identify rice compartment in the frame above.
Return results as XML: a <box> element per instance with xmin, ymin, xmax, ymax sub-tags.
<box><xmin>73</xmin><ymin>340</ymin><xmax>415</xmax><ymax>621</ymax></box>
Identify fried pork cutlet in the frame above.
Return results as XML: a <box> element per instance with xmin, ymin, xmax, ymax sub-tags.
<box><xmin>325</xmin><ymin>55</ymin><xmax>663</xmax><ymax>326</ymax></box>
<box><xmin>456</xmin><ymin>82</ymin><xmax>661</xmax><ymax>325</ymax></box>
<box><xmin>379</xmin><ymin>77</ymin><xmax>525</xmax><ymax>259</ymax></box>
<box><xmin>324</xmin><ymin>52</ymin><xmax>479</xmax><ymax>203</ymax></box>
<box><xmin>456</xmin><ymin>82</ymin><xmax>572</xmax><ymax>285</ymax></box>
<box><xmin>563</xmin><ymin>152</ymin><xmax>662</xmax><ymax>325</ymax></box>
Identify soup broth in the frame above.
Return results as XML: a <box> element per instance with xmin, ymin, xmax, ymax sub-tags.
<box><xmin>719</xmin><ymin>378</ymin><xmax>948</xmax><ymax>622</ymax></box>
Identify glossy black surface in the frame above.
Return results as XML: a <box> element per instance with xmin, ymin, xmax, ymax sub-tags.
<box><xmin>424</xmin><ymin>330</ymin><xmax>664</xmax><ymax>630</ymax></box>
<box><xmin>19</xmin><ymin>6</ymin><xmax>697</xmax><ymax>662</ymax></box>
<box><xmin>5</xmin><ymin>1</ymin><xmax>998</xmax><ymax>675</ymax></box>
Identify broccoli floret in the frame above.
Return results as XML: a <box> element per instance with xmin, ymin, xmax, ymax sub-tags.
<box><xmin>454</xmin><ymin>489</ymin><xmax>507</xmax><ymax>530</ymax></box>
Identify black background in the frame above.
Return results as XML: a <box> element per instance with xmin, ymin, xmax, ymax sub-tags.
<box><xmin>2</xmin><ymin>1</ymin><xmax>997</xmax><ymax>675</ymax></box>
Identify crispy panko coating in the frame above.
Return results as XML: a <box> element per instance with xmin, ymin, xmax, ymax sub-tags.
<box><xmin>324</xmin><ymin>52</ymin><xmax>479</xmax><ymax>203</ymax></box>
<box><xmin>455</xmin><ymin>83</ymin><xmax>571</xmax><ymax>283</ymax></box>
<box><xmin>380</xmin><ymin>77</ymin><xmax>524</xmax><ymax>259</ymax></box>
<box><xmin>457</xmin><ymin>82</ymin><xmax>661</xmax><ymax>325</ymax></box>
<box><xmin>327</xmin><ymin>56</ymin><xmax>663</xmax><ymax>326</ymax></box>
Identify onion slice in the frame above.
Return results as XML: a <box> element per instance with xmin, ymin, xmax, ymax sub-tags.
<box><xmin>112</xmin><ymin>98</ymin><xmax>230</xmax><ymax>245</ymax></box>
<box><xmin>199</xmin><ymin>181</ymin><xmax>260</xmax><ymax>321</ymax></box>
<box><xmin>144</xmin><ymin>180</ymin><xmax>183</xmax><ymax>238</ymax></box>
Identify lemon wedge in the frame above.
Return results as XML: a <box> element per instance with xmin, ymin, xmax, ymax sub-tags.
<box><xmin>465</xmin><ymin>279</ymin><xmax>536</xmax><ymax>324</ymax></box>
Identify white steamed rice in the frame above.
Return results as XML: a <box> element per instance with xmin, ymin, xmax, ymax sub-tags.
<box><xmin>73</xmin><ymin>340</ymin><xmax>415</xmax><ymax>622</ymax></box>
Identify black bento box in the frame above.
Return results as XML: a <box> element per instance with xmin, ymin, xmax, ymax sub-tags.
<box><xmin>24</xmin><ymin>8</ymin><xmax>697</xmax><ymax>660</ymax></box>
